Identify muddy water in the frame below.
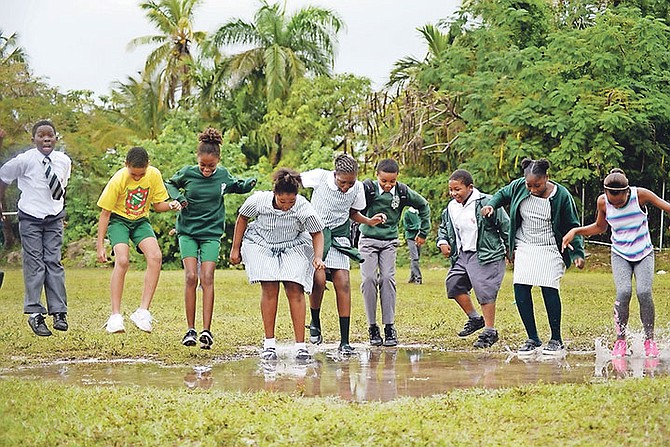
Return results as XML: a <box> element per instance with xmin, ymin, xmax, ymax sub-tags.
<box><xmin>1</xmin><ymin>345</ymin><xmax>668</xmax><ymax>402</ymax></box>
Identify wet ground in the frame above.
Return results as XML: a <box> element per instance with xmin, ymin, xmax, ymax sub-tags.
<box><xmin>2</xmin><ymin>341</ymin><xmax>668</xmax><ymax>402</ymax></box>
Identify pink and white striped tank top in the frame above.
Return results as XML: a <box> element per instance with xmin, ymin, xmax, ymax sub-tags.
<box><xmin>605</xmin><ymin>187</ymin><xmax>653</xmax><ymax>261</ymax></box>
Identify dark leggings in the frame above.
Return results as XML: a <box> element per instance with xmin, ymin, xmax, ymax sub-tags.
<box><xmin>514</xmin><ymin>284</ymin><xmax>562</xmax><ymax>343</ymax></box>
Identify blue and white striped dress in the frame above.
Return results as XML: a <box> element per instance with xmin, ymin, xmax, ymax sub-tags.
<box><xmin>301</xmin><ymin>169</ymin><xmax>366</xmax><ymax>270</ymax></box>
<box><xmin>605</xmin><ymin>187</ymin><xmax>653</xmax><ymax>262</ymax></box>
<box><xmin>513</xmin><ymin>185</ymin><xmax>566</xmax><ymax>289</ymax></box>
<box><xmin>239</xmin><ymin>191</ymin><xmax>324</xmax><ymax>293</ymax></box>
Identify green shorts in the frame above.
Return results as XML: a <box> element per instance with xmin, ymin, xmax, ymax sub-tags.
<box><xmin>178</xmin><ymin>235</ymin><xmax>220</xmax><ymax>262</ymax></box>
<box><xmin>108</xmin><ymin>214</ymin><xmax>156</xmax><ymax>250</ymax></box>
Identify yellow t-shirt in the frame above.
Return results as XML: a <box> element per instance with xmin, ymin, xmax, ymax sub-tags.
<box><xmin>97</xmin><ymin>166</ymin><xmax>169</xmax><ymax>220</ymax></box>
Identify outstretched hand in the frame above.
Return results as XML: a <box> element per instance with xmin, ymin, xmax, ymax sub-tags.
<box><xmin>480</xmin><ymin>205</ymin><xmax>494</xmax><ymax>217</ymax></box>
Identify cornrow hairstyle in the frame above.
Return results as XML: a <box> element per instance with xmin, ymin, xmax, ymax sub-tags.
<box><xmin>603</xmin><ymin>168</ymin><xmax>629</xmax><ymax>191</ymax></box>
<box><xmin>32</xmin><ymin>119</ymin><xmax>56</xmax><ymax>137</ymax></box>
<box><xmin>376</xmin><ymin>158</ymin><xmax>399</xmax><ymax>174</ymax></box>
<box><xmin>334</xmin><ymin>153</ymin><xmax>358</xmax><ymax>174</ymax></box>
<box><xmin>126</xmin><ymin>146</ymin><xmax>149</xmax><ymax>168</ymax></box>
<box><xmin>449</xmin><ymin>169</ymin><xmax>473</xmax><ymax>186</ymax></box>
<box><xmin>272</xmin><ymin>167</ymin><xmax>302</xmax><ymax>195</ymax></box>
<box><xmin>198</xmin><ymin>127</ymin><xmax>222</xmax><ymax>157</ymax></box>
<box><xmin>521</xmin><ymin>157</ymin><xmax>550</xmax><ymax>177</ymax></box>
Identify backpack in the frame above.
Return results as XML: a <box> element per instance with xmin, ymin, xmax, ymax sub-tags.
<box><xmin>350</xmin><ymin>179</ymin><xmax>410</xmax><ymax>247</ymax></box>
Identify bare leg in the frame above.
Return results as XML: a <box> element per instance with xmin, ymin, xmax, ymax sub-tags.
<box><xmin>182</xmin><ymin>257</ymin><xmax>198</xmax><ymax>328</ymax></box>
<box><xmin>284</xmin><ymin>281</ymin><xmax>306</xmax><ymax>343</ymax></box>
<box><xmin>137</xmin><ymin>237</ymin><xmax>162</xmax><ymax>310</ymax></box>
<box><xmin>110</xmin><ymin>243</ymin><xmax>130</xmax><ymax>314</ymax></box>
<box><xmin>260</xmin><ymin>282</ymin><xmax>280</xmax><ymax>339</ymax></box>
<box><xmin>200</xmin><ymin>261</ymin><xmax>216</xmax><ymax>331</ymax></box>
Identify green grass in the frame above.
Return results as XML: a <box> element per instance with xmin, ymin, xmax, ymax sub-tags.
<box><xmin>0</xmin><ymin>250</ymin><xmax>669</xmax><ymax>445</ymax></box>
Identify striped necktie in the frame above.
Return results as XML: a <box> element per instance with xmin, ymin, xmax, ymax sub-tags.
<box><xmin>43</xmin><ymin>156</ymin><xmax>64</xmax><ymax>200</ymax></box>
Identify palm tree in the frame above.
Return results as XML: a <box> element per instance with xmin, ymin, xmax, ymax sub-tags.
<box><xmin>388</xmin><ymin>24</ymin><xmax>450</xmax><ymax>89</ymax></box>
<box><xmin>0</xmin><ymin>30</ymin><xmax>27</xmax><ymax>65</ymax></box>
<box><xmin>128</xmin><ymin>0</ymin><xmax>207</xmax><ymax>108</ymax></box>
<box><xmin>106</xmin><ymin>74</ymin><xmax>167</xmax><ymax>141</ymax></box>
<box><xmin>210</xmin><ymin>0</ymin><xmax>344</xmax><ymax>103</ymax></box>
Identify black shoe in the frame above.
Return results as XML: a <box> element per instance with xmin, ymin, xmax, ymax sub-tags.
<box><xmin>368</xmin><ymin>324</ymin><xmax>383</xmax><ymax>346</ymax></box>
<box><xmin>182</xmin><ymin>329</ymin><xmax>197</xmax><ymax>346</ymax></box>
<box><xmin>457</xmin><ymin>316</ymin><xmax>485</xmax><ymax>338</ymax></box>
<box><xmin>473</xmin><ymin>329</ymin><xmax>499</xmax><ymax>348</ymax></box>
<box><xmin>28</xmin><ymin>314</ymin><xmax>52</xmax><ymax>337</ymax></box>
<box><xmin>199</xmin><ymin>330</ymin><xmax>213</xmax><ymax>350</ymax></box>
<box><xmin>338</xmin><ymin>343</ymin><xmax>356</xmax><ymax>355</ymax></box>
<box><xmin>413</xmin><ymin>278</ymin><xmax>422</xmax><ymax>285</ymax></box>
<box><xmin>383</xmin><ymin>325</ymin><xmax>398</xmax><ymax>347</ymax></box>
<box><xmin>52</xmin><ymin>313</ymin><xmax>68</xmax><ymax>331</ymax></box>
<box><xmin>306</xmin><ymin>324</ymin><xmax>323</xmax><ymax>345</ymax></box>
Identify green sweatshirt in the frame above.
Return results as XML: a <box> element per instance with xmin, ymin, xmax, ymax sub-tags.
<box><xmin>166</xmin><ymin>165</ymin><xmax>256</xmax><ymax>240</ymax></box>
<box><xmin>360</xmin><ymin>181</ymin><xmax>430</xmax><ymax>240</ymax></box>
<box><xmin>487</xmin><ymin>177</ymin><xmax>584</xmax><ymax>268</ymax></box>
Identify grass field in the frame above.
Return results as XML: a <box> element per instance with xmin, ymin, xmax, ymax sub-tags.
<box><xmin>0</xmin><ymin>252</ymin><xmax>669</xmax><ymax>445</ymax></box>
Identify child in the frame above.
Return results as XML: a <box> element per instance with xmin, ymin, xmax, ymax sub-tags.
<box><xmin>0</xmin><ymin>120</ymin><xmax>71</xmax><ymax>336</ymax></box>
<box><xmin>562</xmin><ymin>169</ymin><xmax>666</xmax><ymax>358</ymax></box>
<box><xmin>481</xmin><ymin>158</ymin><xmax>584</xmax><ymax>356</ymax></box>
<box><xmin>96</xmin><ymin>146</ymin><xmax>181</xmax><ymax>333</ymax></box>
<box><xmin>229</xmin><ymin>168</ymin><xmax>326</xmax><ymax>361</ymax></box>
<box><xmin>301</xmin><ymin>154</ymin><xmax>385</xmax><ymax>354</ymax></box>
<box><xmin>166</xmin><ymin>128</ymin><xmax>256</xmax><ymax>349</ymax></box>
<box><xmin>437</xmin><ymin>169</ymin><xmax>509</xmax><ymax>348</ymax></box>
<box><xmin>403</xmin><ymin>207</ymin><xmax>423</xmax><ymax>284</ymax></box>
<box><xmin>358</xmin><ymin>158</ymin><xmax>430</xmax><ymax>347</ymax></box>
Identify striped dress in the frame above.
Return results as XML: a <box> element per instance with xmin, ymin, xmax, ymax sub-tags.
<box><xmin>301</xmin><ymin>169</ymin><xmax>366</xmax><ymax>270</ymax></box>
<box><xmin>239</xmin><ymin>191</ymin><xmax>324</xmax><ymax>293</ymax></box>
<box><xmin>605</xmin><ymin>187</ymin><xmax>653</xmax><ymax>261</ymax></box>
<box><xmin>513</xmin><ymin>185</ymin><xmax>566</xmax><ymax>289</ymax></box>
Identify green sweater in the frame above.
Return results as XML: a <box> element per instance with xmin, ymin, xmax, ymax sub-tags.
<box><xmin>437</xmin><ymin>193</ymin><xmax>509</xmax><ymax>265</ymax></box>
<box><xmin>166</xmin><ymin>165</ymin><xmax>256</xmax><ymax>240</ymax></box>
<box><xmin>360</xmin><ymin>181</ymin><xmax>430</xmax><ymax>240</ymax></box>
<box><xmin>487</xmin><ymin>177</ymin><xmax>584</xmax><ymax>268</ymax></box>
<box><xmin>403</xmin><ymin>208</ymin><xmax>421</xmax><ymax>240</ymax></box>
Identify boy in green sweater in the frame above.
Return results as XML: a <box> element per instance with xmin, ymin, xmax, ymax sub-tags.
<box><xmin>359</xmin><ymin>159</ymin><xmax>430</xmax><ymax>346</ymax></box>
<box><xmin>166</xmin><ymin>128</ymin><xmax>256</xmax><ymax>349</ymax></box>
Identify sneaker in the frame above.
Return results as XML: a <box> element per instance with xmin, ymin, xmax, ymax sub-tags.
<box><xmin>338</xmin><ymin>343</ymin><xmax>356</xmax><ymax>355</ymax></box>
<box><xmin>383</xmin><ymin>325</ymin><xmax>398</xmax><ymax>347</ymax></box>
<box><xmin>369</xmin><ymin>324</ymin><xmax>383</xmax><ymax>346</ymax></box>
<box><xmin>199</xmin><ymin>330</ymin><xmax>214</xmax><ymax>350</ymax></box>
<box><xmin>413</xmin><ymin>278</ymin><xmax>422</xmax><ymax>285</ymax></box>
<box><xmin>28</xmin><ymin>314</ymin><xmax>52</xmax><ymax>337</ymax></box>
<box><xmin>612</xmin><ymin>357</ymin><xmax>628</xmax><ymax>373</ymax></box>
<box><xmin>260</xmin><ymin>347</ymin><xmax>278</xmax><ymax>361</ymax></box>
<box><xmin>473</xmin><ymin>329</ymin><xmax>499</xmax><ymax>348</ymax></box>
<box><xmin>182</xmin><ymin>329</ymin><xmax>197</xmax><ymax>346</ymax></box>
<box><xmin>104</xmin><ymin>314</ymin><xmax>125</xmax><ymax>334</ymax></box>
<box><xmin>518</xmin><ymin>339</ymin><xmax>542</xmax><ymax>355</ymax></box>
<box><xmin>296</xmin><ymin>348</ymin><xmax>312</xmax><ymax>361</ymax></box>
<box><xmin>644</xmin><ymin>339</ymin><xmax>659</xmax><ymax>358</ymax></box>
<box><xmin>306</xmin><ymin>324</ymin><xmax>323</xmax><ymax>345</ymax></box>
<box><xmin>129</xmin><ymin>308</ymin><xmax>153</xmax><ymax>333</ymax></box>
<box><xmin>52</xmin><ymin>313</ymin><xmax>68</xmax><ymax>331</ymax></box>
<box><xmin>457</xmin><ymin>316</ymin><xmax>485</xmax><ymax>338</ymax></box>
<box><xmin>542</xmin><ymin>339</ymin><xmax>565</xmax><ymax>356</ymax></box>
<box><xmin>611</xmin><ymin>339</ymin><xmax>627</xmax><ymax>357</ymax></box>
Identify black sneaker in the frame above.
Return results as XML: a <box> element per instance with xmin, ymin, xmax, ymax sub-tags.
<box><xmin>306</xmin><ymin>324</ymin><xmax>323</xmax><ymax>345</ymax></box>
<box><xmin>182</xmin><ymin>329</ymin><xmax>197</xmax><ymax>346</ymax></box>
<box><xmin>260</xmin><ymin>347</ymin><xmax>278</xmax><ymax>361</ymax></box>
<box><xmin>338</xmin><ymin>343</ymin><xmax>356</xmax><ymax>356</ymax></box>
<box><xmin>296</xmin><ymin>348</ymin><xmax>312</xmax><ymax>362</ymax></box>
<box><xmin>28</xmin><ymin>314</ymin><xmax>52</xmax><ymax>337</ymax></box>
<box><xmin>542</xmin><ymin>339</ymin><xmax>565</xmax><ymax>356</ymax></box>
<box><xmin>53</xmin><ymin>313</ymin><xmax>68</xmax><ymax>331</ymax></box>
<box><xmin>383</xmin><ymin>325</ymin><xmax>398</xmax><ymax>347</ymax></box>
<box><xmin>199</xmin><ymin>330</ymin><xmax>213</xmax><ymax>350</ymax></box>
<box><xmin>518</xmin><ymin>339</ymin><xmax>542</xmax><ymax>355</ymax></box>
<box><xmin>368</xmin><ymin>324</ymin><xmax>383</xmax><ymax>346</ymax></box>
<box><xmin>473</xmin><ymin>329</ymin><xmax>499</xmax><ymax>348</ymax></box>
<box><xmin>458</xmin><ymin>316</ymin><xmax>485</xmax><ymax>338</ymax></box>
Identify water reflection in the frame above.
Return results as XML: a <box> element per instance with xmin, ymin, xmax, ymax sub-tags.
<box><xmin>1</xmin><ymin>345</ymin><xmax>668</xmax><ymax>402</ymax></box>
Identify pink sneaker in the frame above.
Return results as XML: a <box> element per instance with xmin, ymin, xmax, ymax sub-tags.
<box><xmin>611</xmin><ymin>339</ymin><xmax>627</xmax><ymax>357</ymax></box>
<box><xmin>644</xmin><ymin>339</ymin><xmax>659</xmax><ymax>357</ymax></box>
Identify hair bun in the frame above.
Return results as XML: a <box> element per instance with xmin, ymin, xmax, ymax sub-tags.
<box><xmin>199</xmin><ymin>127</ymin><xmax>222</xmax><ymax>145</ymax></box>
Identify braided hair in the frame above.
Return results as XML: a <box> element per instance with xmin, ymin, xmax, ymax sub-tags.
<box><xmin>272</xmin><ymin>168</ymin><xmax>302</xmax><ymax>195</ymax></box>
<box><xmin>198</xmin><ymin>127</ymin><xmax>222</xmax><ymax>157</ymax></box>
<box><xmin>334</xmin><ymin>153</ymin><xmax>358</xmax><ymax>174</ymax></box>
<box><xmin>521</xmin><ymin>157</ymin><xmax>550</xmax><ymax>177</ymax></box>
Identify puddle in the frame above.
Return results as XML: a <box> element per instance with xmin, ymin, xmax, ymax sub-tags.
<box><xmin>1</xmin><ymin>345</ymin><xmax>668</xmax><ymax>402</ymax></box>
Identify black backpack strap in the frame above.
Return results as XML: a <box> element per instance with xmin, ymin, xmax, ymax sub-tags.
<box><xmin>396</xmin><ymin>182</ymin><xmax>409</xmax><ymax>208</ymax></box>
<box><xmin>362</xmin><ymin>178</ymin><xmax>376</xmax><ymax>211</ymax></box>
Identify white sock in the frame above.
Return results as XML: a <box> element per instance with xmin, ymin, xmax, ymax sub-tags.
<box><xmin>295</xmin><ymin>342</ymin><xmax>306</xmax><ymax>351</ymax></box>
<box><xmin>264</xmin><ymin>338</ymin><xmax>276</xmax><ymax>350</ymax></box>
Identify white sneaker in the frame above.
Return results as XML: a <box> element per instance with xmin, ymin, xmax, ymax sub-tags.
<box><xmin>105</xmin><ymin>314</ymin><xmax>125</xmax><ymax>333</ymax></box>
<box><xmin>130</xmin><ymin>308</ymin><xmax>153</xmax><ymax>332</ymax></box>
